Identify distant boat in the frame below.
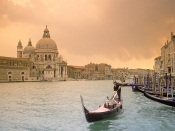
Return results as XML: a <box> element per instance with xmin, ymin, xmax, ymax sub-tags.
<box><xmin>131</xmin><ymin>85</ymin><xmax>144</xmax><ymax>92</ymax></box>
<box><xmin>80</xmin><ymin>92</ymin><xmax>122</xmax><ymax>123</ymax></box>
<box><xmin>132</xmin><ymin>85</ymin><xmax>139</xmax><ymax>92</ymax></box>
<box><xmin>144</xmin><ymin>91</ymin><xmax>175</xmax><ymax>107</ymax></box>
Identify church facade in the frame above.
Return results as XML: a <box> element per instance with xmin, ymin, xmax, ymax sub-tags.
<box><xmin>0</xmin><ymin>26</ymin><xmax>67</xmax><ymax>82</ymax></box>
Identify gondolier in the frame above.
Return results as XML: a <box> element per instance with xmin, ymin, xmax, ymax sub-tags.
<box><xmin>113</xmin><ymin>81</ymin><xmax>121</xmax><ymax>101</ymax></box>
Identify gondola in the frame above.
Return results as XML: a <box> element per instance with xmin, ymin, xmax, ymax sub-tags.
<box><xmin>80</xmin><ymin>92</ymin><xmax>122</xmax><ymax>123</ymax></box>
<box><xmin>137</xmin><ymin>86</ymin><xmax>145</xmax><ymax>93</ymax></box>
<box><xmin>145</xmin><ymin>90</ymin><xmax>174</xmax><ymax>97</ymax></box>
<box><xmin>144</xmin><ymin>91</ymin><xmax>175</xmax><ymax>107</ymax></box>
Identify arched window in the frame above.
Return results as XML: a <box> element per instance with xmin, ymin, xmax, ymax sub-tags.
<box><xmin>7</xmin><ymin>71</ymin><xmax>12</xmax><ymax>82</ymax></box>
<box><xmin>21</xmin><ymin>72</ymin><xmax>25</xmax><ymax>75</ymax></box>
<box><xmin>40</xmin><ymin>55</ymin><xmax>43</xmax><ymax>61</ymax></box>
<box><xmin>46</xmin><ymin>65</ymin><xmax>52</xmax><ymax>69</ymax></box>
<box><xmin>32</xmin><ymin>65</ymin><xmax>36</xmax><ymax>69</ymax></box>
<box><xmin>8</xmin><ymin>71</ymin><xmax>12</xmax><ymax>74</ymax></box>
<box><xmin>45</xmin><ymin>55</ymin><xmax>47</xmax><ymax>61</ymax></box>
<box><xmin>37</xmin><ymin>55</ymin><xmax>39</xmax><ymax>60</ymax></box>
<box><xmin>48</xmin><ymin>55</ymin><xmax>51</xmax><ymax>61</ymax></box>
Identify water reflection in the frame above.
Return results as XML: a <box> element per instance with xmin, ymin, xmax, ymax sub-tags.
<box><xmin>88</xmin><ymin>110</ymin><xmax>124</xmax><ymax>131</ymax></box>
<box><xmin>88</xmin><ymin>120</ymin><xmax>111</xmax><ymax>131</ymax></box>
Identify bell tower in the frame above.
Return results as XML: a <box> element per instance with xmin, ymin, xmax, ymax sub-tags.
<box><xmin>42</xmin><ymin>25</ymin><xmax>50</xmax><ymax>38</ymax></box>
<box><xmin>17</xmin><ymin>40</ymin><xmax>23</xmax><ymax>58</ymax></box>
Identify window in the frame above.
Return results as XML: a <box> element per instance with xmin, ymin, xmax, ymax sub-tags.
<box><xmin>48</xmin><ymin>55</ymin><xmax>51</xmax><ymax>61</ymax></box>
<box><xmin>45</xmin><ymin>55</ymin><xmax>47</xmax><ymax>61</ymax></box>
<box><xmin>32</xmin><ymin>66</ymin><xmax>36</xmax><ymax>69</ymax></box>
<box><xmin>8</xmin><ymin>71</ymin><xmax>12</xmax><ymax>74</ymax></box>
<box><xmin>46</xmin><ymin>65</ymin><xmax>52</xmax><ymax>69</ymax></box>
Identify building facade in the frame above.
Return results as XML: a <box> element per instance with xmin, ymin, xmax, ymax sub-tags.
<box><xmin>154</xmin><ymin>32</ymin><xmax>175</xmax><ymax>88</ymax></box>
<box><xmin>159</xmin><ymin>32</ymin><xmax>175</xmax><ymax>75</ymax></box>
<box><xmin>67</xmin><ymin>65</ymin><xmax>84</xmax><ymax>79</ymax></box>
<box><xmin>0</xmin><ymin>26</ymin><xmax>67</xmax><ymax>82</ymax></box>
<box><xmin>0</xmin><ymin>56</ymin><xmax>32</xmax><ymax>82</ymax></box>
<box><xmin>154</xmin><ymin>56</ymin><xmax>161</xmax><ymax>74</ymax></box>
<box><xmin>84</xmin><ymin>63</ymin><xmax>113</xmax><ymax>80</ymax></box>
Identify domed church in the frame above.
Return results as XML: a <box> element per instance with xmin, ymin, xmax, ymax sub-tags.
<box><xmin>16</xmin><ymin>26</ymin><xmax>67</xmax><ymax>81</ymax></box>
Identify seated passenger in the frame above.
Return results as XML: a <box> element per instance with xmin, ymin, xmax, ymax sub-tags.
<box><xmin>104</xmin><ymin>96</ymin><xmax>117</xmax><ymax>109</ymax></box>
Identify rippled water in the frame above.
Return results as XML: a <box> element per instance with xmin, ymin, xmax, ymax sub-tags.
<box><xmin>0</xmin><ymin>80</ymin><xmax>175</xmax><ymax>131</ymax></box>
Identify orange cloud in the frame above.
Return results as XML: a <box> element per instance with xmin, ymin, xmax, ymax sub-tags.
<box><xmin>1</xmin><ymin>0</ymin><xmax>175</xmax><ymax>69</ymax></box>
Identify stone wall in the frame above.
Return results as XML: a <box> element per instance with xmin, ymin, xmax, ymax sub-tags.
<box><xmin>0</xmin><ymin>66</ymin><xmax>30</xmax><ymax>82</ymax></box>
<box><xmin>0</xmin><ymin>56</ymin><xmax>32</xmax><ymax>82</ymax></box>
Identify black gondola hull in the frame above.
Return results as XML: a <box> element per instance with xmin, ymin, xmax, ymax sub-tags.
<box><xmin>84</xmin><ymin>104</ymin><xmax>122</xmax><ymax>123</ymax></box>
<box><xmin>137</xmin><ymin>87</ymin><xmax>145</xmax><ymax>93</ymax></box>
<box><xmin>146</xmin><ymin>90</ymin><xmax>173</xmax><ymax>97</ymax></box>
<box><xmin>80</xmin><ymin>93</ymin><xmax>122</xmax><ymax>123</ymax></box>
<box><xmin>144</xmin><ymin>91</ymin><xmax>175</xmax><ymax>107</ymax></box>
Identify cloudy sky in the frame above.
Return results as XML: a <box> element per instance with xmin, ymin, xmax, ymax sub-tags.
<box><xmin>1</xmin><ymin>0</ymin><xmax>175</xmax><ymax>69</ymax></box>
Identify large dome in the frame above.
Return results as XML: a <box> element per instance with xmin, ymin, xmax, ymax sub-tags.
<box><xmin>36</xmin><ymin>38</ymin><xmax>57</xmax><ymax>49</ymax></box>
<box><xmin>36</xmin><ymin>26</ymin><xmax>57</xmax><ymax>49</ymax></box>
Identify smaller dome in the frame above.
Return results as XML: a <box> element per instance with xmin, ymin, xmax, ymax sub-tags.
<box><xmin>23</xmin><ymin>38</ymin><xmax>35</xmax><ymax>54</ymax></box>
<box><xmin>23</xmin><ymin>46</ymin><xmax>35</xmax><ymax>54</ymax></box>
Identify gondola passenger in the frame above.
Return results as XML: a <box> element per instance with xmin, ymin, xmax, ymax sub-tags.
<box><xmin>105</xmin><ymin>99</ymin><xmax>116</xmax><ymax>109</ymax></box>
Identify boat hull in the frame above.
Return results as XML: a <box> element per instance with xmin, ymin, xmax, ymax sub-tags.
<box><xmin>84</xmin><ymin>104</ymin><xmax>122</xmax><ymax>123</ymax></box>
<box><xmin>80</xmin><ymin>92</ymin><xmax>122</xmax><ymax>123</ymax></box>
<box><xmin>146</xmin><ymin>90</ymin><xmax>173</xmax><ymax>97</ymax></box>
<box><xmin>137</xmin><ymin>87</ymin><xmax>145</xmax><ymax>93</ymax></box>
<box><xmin>144</xmin><ymin>91</ymin><xmax>175</xmax><ymax>107</ymax></box>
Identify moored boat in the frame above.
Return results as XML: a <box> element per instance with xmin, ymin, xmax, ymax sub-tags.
<box><xmin>80</xmin><ymin>92</ymin><xmax>122</xmax><ymax>123</ymax></box>
<box><xmin>137</xmin><ymin>86</ymin><xmax>145</xmax><ymax>93</ymax></box>
<box><xmin>144</xmin><ymin>91</ymin><xmax>175</xmax><ymax>107</ymax></box>
<box><xmin>145</xmin><ymin>90</ymin><xmax>172</xmax><ymax>97</ymax></box>
<box><xmin>131</xmin><ymin>85</ymin><xmax>145</xmax><ymax>93</ymax></box>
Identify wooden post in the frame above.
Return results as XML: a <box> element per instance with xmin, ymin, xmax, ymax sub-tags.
<box><xmin>158</xmin><ymin>77</ymin><xmax>160</xmax><ymax>93</ymax></box>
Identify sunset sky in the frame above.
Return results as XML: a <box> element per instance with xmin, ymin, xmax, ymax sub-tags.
<box><xmin>1</xmin><ymin>0</ymin><xmax>175</xmax><ymax>69</ymax></box>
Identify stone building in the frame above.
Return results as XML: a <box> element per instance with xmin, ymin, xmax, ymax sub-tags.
<box><xmin>154</xmin><ymin>56</ymin><xmax>161</xmax><ymax>74</ymax></box>
<box><xmin>0</xmin><ymin>26</ymin><xmax>67</xmax><ymax>82</ymax></box>
<box><xmin>154</xmin><ymin>32</ymin><xmax>175</xmax><ymax>88</ymax></box>
<box><xmin>158</xmin><ymin>32</ymin><xmax>175</xmax><ymax>75</ymax></box>
<box><xmin>67</xmin><ymin>65</ymin><xmax>84</xmax><ymax>79</ymax></box>
<box><xmin>84</xmin><ymin>63</ymin><xmax>112</xmax><ymax>80</ymax></box>
<box><xmin>67</xmin><ymin>63</ymin><xmax>113</xmax><ymax>80</ymax></box>
<box><xmin>0</xmin><ymin>56</ymin><xmax>32</xmax><ymax>82</ymax></box>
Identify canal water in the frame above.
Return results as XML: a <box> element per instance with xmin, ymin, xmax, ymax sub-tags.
<box><xmin>0</xmin><ymin>80</ymin><xmax>175</xmax><ymax>131</ymax></box>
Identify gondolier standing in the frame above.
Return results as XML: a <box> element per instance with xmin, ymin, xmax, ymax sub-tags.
<box><xmin>113</xmin><ymin>81</ymin><xmax>121</xmax><ymax>101</ymax></box>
